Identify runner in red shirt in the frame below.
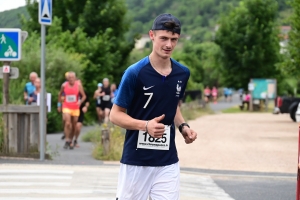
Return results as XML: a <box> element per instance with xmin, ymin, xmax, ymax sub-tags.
<box><xmin>58</xmin><ymin>72</ymin><xmax>86</xmax><ymax>149</ymax></box>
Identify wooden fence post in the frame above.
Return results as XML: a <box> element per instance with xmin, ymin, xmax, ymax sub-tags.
<box><xmin>101</xmin><ymin>128</ymin><xmax>110</xmax><ymax>156</ymax></box>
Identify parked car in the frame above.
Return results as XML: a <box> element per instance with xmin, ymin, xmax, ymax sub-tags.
<box><xmin>273</xmin><ymin>96</ymin><xmax>300</xmax><ymax>122</ymax></box>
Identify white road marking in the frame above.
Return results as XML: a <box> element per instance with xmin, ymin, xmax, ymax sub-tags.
<box><xmin>0</xmin><ymin>170</ymin><xmax>74</xmax><ymax>174</ymax></box>
<box><xmin>0</xmin><ymin>175</ymin><xmax>72</xmax><ymax>179</ymax></box>
<box><xmin>0</xmin><ymin>182</ymin><xmax>70</xmax><ymax>186</ymax></box>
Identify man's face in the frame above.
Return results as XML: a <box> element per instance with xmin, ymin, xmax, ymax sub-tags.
<box><xmin>34</xmin><ymin>79</ymin><xmax>41</xmax><ymax>88</ymax></box>
<box><xmin>68</xmin><ymin>74</ymin><xmax>76</xmax><ymax>84</ymax></box>
<box><xmin>149</xmin><ymin>30</ymin><xmax>179</xmax><ymax>59</ymax></box>
<box><xmin>103</xmin><ymin>80</ymin><xmax>109</xmax><ymax>87</ymax></box>
<box><xmin>30</xmin><ymin>74</ymin><xmax>37</xmax><ymax>82</ymax></box>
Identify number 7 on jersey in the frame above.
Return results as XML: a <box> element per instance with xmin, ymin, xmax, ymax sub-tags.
<box><xmin>143</xmin><ymin>93</ymin><xmax>153</xmax><ymax>108</ymax></box>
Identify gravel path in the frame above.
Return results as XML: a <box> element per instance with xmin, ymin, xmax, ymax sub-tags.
<box><xmin>176</xmin><ymin>113</ymin><xmax>297</xmax><ymax>173</ymax></box>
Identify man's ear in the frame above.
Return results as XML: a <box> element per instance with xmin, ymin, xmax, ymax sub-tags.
<box><xmin>149</xmin><ymin>30</ymin><xmax>155</xmax><ymax>41</ymax></box>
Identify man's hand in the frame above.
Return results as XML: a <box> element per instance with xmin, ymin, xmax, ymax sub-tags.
<box><xmin>82</xmin><ymin>106</ymin><xmax>88</xmax><ymax>113</ymax></box>
<box><xmin>181</xmin><ymin>126</ymin><xmax>197</xmax><ymax>144</ymax></box>
<box><xmin>146</xmin><ymin>114</ymin><xmax>165</xmax><ymax>138</ymax></box>
<box><xmin>28</xmin><ymin>97</ymin><xmax>33</xmax><ymax>103</ymax></box>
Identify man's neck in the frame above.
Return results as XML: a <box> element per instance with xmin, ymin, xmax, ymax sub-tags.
<box><xmin>149</xmin><ymin>53</ymin><xmax>171</xmax><ymax>70</ymax></box>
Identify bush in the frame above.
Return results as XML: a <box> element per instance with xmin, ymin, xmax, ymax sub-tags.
<box><xmin>82</xmin><ymin>125</ymin><xmax>125</xmax><ymax>161</ymax></box>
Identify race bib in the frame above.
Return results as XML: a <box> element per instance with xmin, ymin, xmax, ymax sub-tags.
<box><xmin>103</xmin><ymin>95</ymin><xmax>110</xmax><ymax>101</ymax></box>
<box><xmin>66</xmin><ymin>95</ymin><xmax>76</xmax><ymax>103</ymax></box>
<box><xmin>137</xmin><ymin>125</ymin><xmax>170</xmax><ymax>150</ymax></box>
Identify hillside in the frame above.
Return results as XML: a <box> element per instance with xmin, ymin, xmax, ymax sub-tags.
<box><xmin>0</xmin><ymin>0</ymin><xmax>291</xmax><ymax>41</ymax></box>
<box><xmin>0</xmin><ymin>6</ymin><xmax>28</xmax><ymax>28</ymax></box>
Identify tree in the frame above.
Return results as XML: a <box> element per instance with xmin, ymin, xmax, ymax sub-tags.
<box><xmin>282</xmin><ymin>0</ymin><xmax>300</xmax><ymax>76</ymax></box>
<box><xmin>215</xmin><ymin>0</ymin><xmax>281</xmax><ymax>89</ymax></box>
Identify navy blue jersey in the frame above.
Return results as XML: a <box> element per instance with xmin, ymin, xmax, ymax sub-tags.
<box><xmin>114</xmin><ymin>56</ymin><xmax>190</xmax><ymax>166</ymax></box>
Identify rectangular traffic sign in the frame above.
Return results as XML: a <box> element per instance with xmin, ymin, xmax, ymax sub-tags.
<box><xmin>2</xmin><ymin>66</ymin><xmax>10</xmax><ymax>73</ymax></box>
<box><xmin>0</xmin><ymin>67</ymin><xmax>19</xmax><ymax>79</ymax></box>
<box><xmin>39</xmin><ymin>0</ymin><xmax>52</xmax><ymax>25</ymax></box>
<box><xmin>0</xmin><ymin>29</ymin><xmax>21</xmax><ymax>61</ymax></box>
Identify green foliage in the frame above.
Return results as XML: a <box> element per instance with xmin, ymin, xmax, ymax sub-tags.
<box><xmin>280</xmin><ymin>0</ymin><xmax>300</xmax><ymax>76</ymax></box>
<box><xmin>215</xmin><ymin>0</ymin><xmax>282</xmax><ymax>90</ymax></box>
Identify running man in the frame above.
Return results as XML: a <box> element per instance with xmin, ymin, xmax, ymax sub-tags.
<box><xmin>58</xmin><ymin>72</ymin><xmax>86</xmax><ymax>149</ymax></box>
<box><xmin>100</xmin><ymin>78</ymin><xmax>112</xmax><ymax>123</ymax></box>
<box><xmin>93</xmin><ymin>83</ymin><xmax>104</xmax><ymax>124</ymax></box>
<box><xmin>110</xmin><ymin>13</ymin><xmax>197</xmax><ymax>200</ymax></box>
<box><xmin>58</xmin><ymin>72</ymin><xmax>70</xmax><ymax>140</ymax></box>
<box><xmin>70</xmin><ymin>79</ymin><xmax>89</xmax><ymax>148</ymax></box>
<box><xmin>24</xmin><ymin>72</ymin><xmax>38</xmax><ymax>105</ymax></box>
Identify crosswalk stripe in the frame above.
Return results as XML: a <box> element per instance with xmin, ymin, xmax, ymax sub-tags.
<box><xmin>0</xmin><ymin>198</ymin><xmax>112</xmax><ymax>200</ymax></box>
<box><xmin>0</xmin><ymin>182</ymin><xmax>70</xmax><ymax>186</ymax></box>
<box><xmin>0</xmin><ymin>175</ymin><xmax>72</xmax><ymax>179</ymax></box>
<box><xmin>0</xmin><ymin>189</ymin><xmax>116</xmax><ymax>194</ymax></box>
<box><xmin>0</xmin><ymin>170</ymin><xmax>74</xmax><ymax>174</ymax></box>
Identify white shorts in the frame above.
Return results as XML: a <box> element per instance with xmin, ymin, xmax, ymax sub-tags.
<box><xmin>116</xmin><ymin>162</ymin><xmax>180</xmax><ymax>200</ymax></box>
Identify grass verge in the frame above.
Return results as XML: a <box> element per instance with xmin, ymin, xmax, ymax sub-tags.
<box><xmin>181</xmin><ymin>101</ymin><xmax>214</xmax><ymax>121</ymax></box>
<box><xmin>222</xmin><ymin>103</ymin><xmax>275</xmax><ymax>114</ymax></box>
<box><xmin>82</xmin><ymin>125</ymin><xmax>125</xmax><ymax>161</ymax></box>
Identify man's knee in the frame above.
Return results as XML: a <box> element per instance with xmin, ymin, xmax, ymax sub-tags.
<box><xmin>65</xmin><ymin>120</ymin><xmax>72</xmax><ymax>128</ymax></box>
<box><xmin>76</xmin><ymin>122</ymin><xmax>82</xmax><ymax>130</ymax></box>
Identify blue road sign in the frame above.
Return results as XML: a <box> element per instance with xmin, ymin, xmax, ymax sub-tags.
<box><xmin>0</xmin><ymin>29</ymin><xmax>21</xmax><ymax>61</ymax></box>
<box><xmin>39</xmin><ymin>0</ymin><xmax>52</xmax><ymax>25</ymax></box>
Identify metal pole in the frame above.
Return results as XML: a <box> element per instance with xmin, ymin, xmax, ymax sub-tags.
<box><xmin>40</xmin><ymin>24</ymin><xmax>46</xmax><ymax>161</ymax></box>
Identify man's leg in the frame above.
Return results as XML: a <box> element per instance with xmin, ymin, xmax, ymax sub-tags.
<box><xmin>150</xmin><ymin>162</ymin><xmax>180</xmax><ymax>200</ymax></box>
<box><xmin>74</xmin><ymin>111</ymin><xmax>84</xmax><ymax>147</ymax></box>
<box><xmin>96</xmin><ymin>107</ymin><xmax>103</xmax><ymax>124</ymax></box>
<box><xmin>61</xmin><ymin>113</ymin><xmax>66</xmax><ymax>140</ymax></box>
<box><xmin>104</xmin><ymin>107</ymin><xmax>110</xmax><ymax>123</ymax></box>
<box><xmin>69</xmin><ymin>114</ymin><xmax>79</xmax><ymax>149</ymax></box>
<box><xmin>63</xmin><ymin>112</ymin><xmax>72</xmax><ymax>149</ymax></box>
<box><xmin>74</xmin><ymin>122</ymin><xmax>82</xmax><ymax>147</ymax></box>
<box><xmin>116</xmin><ymin>164</ymin><xmax>154</xmax><ymax>200</ymax></box>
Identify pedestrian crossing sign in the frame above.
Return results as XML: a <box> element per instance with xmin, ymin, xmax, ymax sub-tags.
<box><xmin>39</xmin><ymin>0</ymin><xmax>52</xmax><ymax>25</ymax></box>
<box><xmin>0</xmin><ymin>29</ymin><xmax>21</xmax><ymax>61</ymax></box>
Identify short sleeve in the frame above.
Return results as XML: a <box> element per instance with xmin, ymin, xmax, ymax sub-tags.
<box><xmin>114</xmin><ymin>67</ymin><xmax>138</xmax><ymax>109</ymax></box>
<box><xmin>24</xmin><ymin>84</ymin><xmax>28</xmax><ymax>92</ymax></box>
<box><xmin>179</xmin><ymin>68</ymin><xmax>190</xmax><ymax>99</ymax></box>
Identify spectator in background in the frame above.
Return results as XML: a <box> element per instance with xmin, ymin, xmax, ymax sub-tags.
<box><xmin>94</xmin><ymin>83</ymin><xmax>104</xmax><ymax>124</ymax></box>
<box><xmin>212</xmin><ymin>86</ymin><xmax>218</xmax><ymax>104</ymax></box>
<box><xmin>223</xmin><ymin>87</ymin><xmax>228</xmax><ymax>102</ymax></box>
<box><xmin>110</xmin><ymin>83</ymin><xmax>118</xmax><ymax>104</ymax></box>
<box><xmin>240</xmin><ymin>91</ymin><xmax>251</xmax><ymax>110</ymax></box>
<box><xmin>24</xmin><ymin>72</ymin><xmax>38</xmax><ymax>105</ymax></box>
<box><xmin>28</xmin><ymin>78</ymin><xmax>41</xmax><ymax>105</ymax></box>
<box><xmin>204</xmin><ymin>86</ymin><xmax>211</xmax><ymax>103</ymax></box>
<box><xmin>227</xmin><ymin>88</ymin><xmax>233</xmax><ymax>102</ymax></box>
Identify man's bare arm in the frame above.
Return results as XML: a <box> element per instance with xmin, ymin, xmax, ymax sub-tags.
<box><xmin>78</xmin><ymin>85</ymin><xmax>86</xmax><ymax>105</ymax></box>
<box><xmin>110</xmin><ymin>104</ymin><xmax>147</xmax><ymax>131</ymax></box>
